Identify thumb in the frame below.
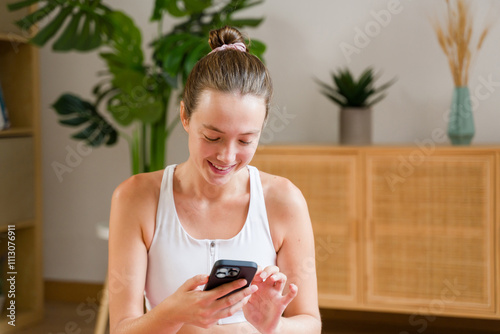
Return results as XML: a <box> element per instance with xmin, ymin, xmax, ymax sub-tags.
<box><xmin>182</xmin><ymin>274</ymin><xmax>209</xmax><ymax>291</ymax></box>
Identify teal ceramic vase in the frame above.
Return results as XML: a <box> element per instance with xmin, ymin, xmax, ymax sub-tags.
<box><xmin>448</xmin><ymin>86</ymin><xmax>474</xmax><ymax>145</ymax></box>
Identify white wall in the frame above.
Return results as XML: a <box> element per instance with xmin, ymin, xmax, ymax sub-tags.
<box><xmin>40</xmin><ymin>0</ymin><xmax>500</xmax><ymax>282</ymax></box>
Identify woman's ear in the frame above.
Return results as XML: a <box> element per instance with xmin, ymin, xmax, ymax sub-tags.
<box><xmin>180</xmin><ymin>101</ymin><xmax>189</xmax><ymax>131</ymax></box>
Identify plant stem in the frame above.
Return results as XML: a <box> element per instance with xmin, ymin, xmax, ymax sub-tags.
<box><xmin>142</xmin><ymin>123</ymin><xmax>148</xmax><ymax>172</ymax></box>
<box><xmin>131</xmin><ymin>125</ymin><xmax>140</xmax><ymax>175</ymax></box>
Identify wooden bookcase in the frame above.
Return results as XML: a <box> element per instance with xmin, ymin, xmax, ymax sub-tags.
<box><xmin>251</xmin><ymin>145</ymin><xmax>500</xmax><ymax>321</ymax></box>
<box><xmin>0</xmin><ymin>2</ymin><xmax>44</xmax><ymax>332</ymax></box>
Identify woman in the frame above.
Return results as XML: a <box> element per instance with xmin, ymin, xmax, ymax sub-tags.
<box><xmin>108</xmin><ymin>26</ymin><xmax>321</xmax><ymax>333</ymax></box>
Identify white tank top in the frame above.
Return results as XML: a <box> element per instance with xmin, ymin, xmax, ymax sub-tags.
<box><xmin>144</xmin><ymin>164</ymin><xmax>277</xmax><ymax>325</ymax></box>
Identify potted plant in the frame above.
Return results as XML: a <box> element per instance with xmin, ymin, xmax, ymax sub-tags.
<box><xmin>8</xmin><ymin>0</ymin><xmax>267</xmax><ymax>174</ymax></box>
<box><xmin>315</xmin><ymin>68</ymin><xmax>395</xmax><ymax>145</ymax></box>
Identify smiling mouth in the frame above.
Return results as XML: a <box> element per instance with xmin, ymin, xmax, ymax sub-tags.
<box><xmin>208</xmin><ymin>161</ymin><xmax>234</xmax><ymax>171</ymax></box>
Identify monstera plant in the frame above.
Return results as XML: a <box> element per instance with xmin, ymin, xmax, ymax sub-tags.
<box><xmin>8</xmin><ymin>0</ymin><xmax>266</xmax><ymax>173</ymax></box>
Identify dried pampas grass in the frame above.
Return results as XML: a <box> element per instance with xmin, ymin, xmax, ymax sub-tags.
<box><xmin>432</xmin><ymin>0</ymin><xmax>493</xmax><ymax>86</ymax></box>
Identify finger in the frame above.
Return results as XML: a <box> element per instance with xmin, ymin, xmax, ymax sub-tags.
<box><xmin>252</xmin><ymin>265</ymin><xmax>265</xmax><ymax>283</ymax></box>
<box><xmin>181</xmin><ymin>274</ymin><xmax>209</xmax><ymax>291</ymax></box>
<box><xmin>216</xmin><ymin>287</ymin><xmax>256</xmax><ymax>319</ymax></box>
<box><xmin>266</xmin><ymin>272</ymin><xmax>287</xmax><ymax>291</ymax></box>
<box><xmin>281</xmin><ymin>283</ymin><xmax>298</xmax><ymax>307</ymax></box>
<box><xmin>258</xmin><ymin>265</ymin><xmax>280</xmax><ymax>281</ymax></box>
<box><xmin>211</xmin><ymin>278</ymin><xmax>249</xmax><ymax>300</ymax></box>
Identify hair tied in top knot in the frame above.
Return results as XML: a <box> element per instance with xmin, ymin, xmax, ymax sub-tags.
<box><xmin>209</xmin><ymin>42</ymin><xmax>247</xmax><ymax>55</ymax></box>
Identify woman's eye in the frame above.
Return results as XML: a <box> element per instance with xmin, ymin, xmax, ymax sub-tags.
<box><xmin>203</xmin><ymin>135</ymin><xmax>219</xmax><ymax>142</ymax></box>
<box><xmin>239</xmin><ymin>140</ymin><xmax>252</xmax><ymax>145</ymax></box>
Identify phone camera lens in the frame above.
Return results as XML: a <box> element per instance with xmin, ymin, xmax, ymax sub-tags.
<box><xmin>228</xmin><ymin>268</ymin><xmax>239</xmax><ymax>277</ymax></box>
<box><xmin>216</xmin><ymin>268</ymin><xmax>228</xmax><ymax>278</ymax></box>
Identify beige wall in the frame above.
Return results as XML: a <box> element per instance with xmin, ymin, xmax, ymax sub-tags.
<box><xmin>40</xmin><ymin>0</ymin><xmax>500</xmax><ymax>282</ymax></box>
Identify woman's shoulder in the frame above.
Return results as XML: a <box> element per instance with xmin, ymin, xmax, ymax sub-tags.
<box><xmin>257</xmin><ymin>169</ymin><xmax>308</xmax><ymax>213</ymax></box>
<box><xmin>255</xmin><ymin>168</ymin><xmax>312</xmax><ymax>252</ymax></box>
<box><xmin>110</xmin><ymin>169</ymin><xmax>165</xmax><ymax>247</ymax></box>
<box><xmin>112</xmin><ymin>169</ymin><xmax>165</xmax><ymax>205</ymax></box>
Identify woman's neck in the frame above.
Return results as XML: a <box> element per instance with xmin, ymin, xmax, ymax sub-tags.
<box><xmin>173</xmin><ymin>161</ymin><xmax>249</xmax><ymax>201</ymax></box>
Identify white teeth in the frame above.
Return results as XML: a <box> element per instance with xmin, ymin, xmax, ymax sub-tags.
<box><xmin>211</xmin><ymin>162</ymin><xmax>230</xmax><ymax>171</ymax></box>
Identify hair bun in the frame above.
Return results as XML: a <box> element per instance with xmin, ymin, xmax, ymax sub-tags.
<box><xmin>208</xmin><ymin>26</ymin><xmax>246</xmax><ymax>50</ymax></box>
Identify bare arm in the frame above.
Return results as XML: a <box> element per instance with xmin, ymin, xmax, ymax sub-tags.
<box><xmin>244</xmin><ymin>174</ymin><xmax>321</xmax><ymax>334</ymax></box>
<box><xmin>108</xmin><ymin>175</ymin><xmax>184</xmax><ymax>333</ymax></box>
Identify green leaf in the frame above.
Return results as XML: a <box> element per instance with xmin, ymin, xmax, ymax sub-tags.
<box><xmin>59</xmin><ymin>116</ymin><xmax>88</xmax><ymax>126</ymax></box>
<box><xmin>113</xmin><ymin>70</ymin><xmax>144</xmax><ymax>93</ymax></box>
<box><xmin>367</xmin><ymin>93</ymin><xmax>387</xmax><ymax>107</ymax></box>
<box><xmin>88</xmin><ymin>131</ymin><xmax>105</xmax><ymax>146</ymax></box>
<box><xmin>105</xmin><ymin>129</ymin><xmax>118</xmax><ymax>145</ymax></box>
<box><xmin>14</xmin><ymin>2</ymin><xmax>59</xmax><ymax>31</ymax></box>
<box><xmin>220</xmin><ymin>0</ymin><xmax>263</xmax><ymax>15</ymax></box>
<box><xmin>318</xmin><ymin>68</ymin><xmax>395</xmax><ymax>107</ymax></box>
<box><xmin>151</xmin><ymin>0</ymin><xmax>168</xmax><ymax>21</ymax></box>
<box><xmin>52</xmin><ymin>12</ymin><xmax>83</xmax><ymax>51</ymax></box>
<box><xmin>30</xmin><ymin>6</ymin><xmax>73</xmax><ymax>47</ymax></box>
<box><xmin>184</xmin><ymin>0</ymin><xmax>211</xmax><ymax>13</ymax></box>
<box><xmin>163</xmin><ymin>37</ymin><xmax>199</xmax><ymax>76</ymax></box>
<box><xmin>17</xmin><ymin>1</ymin><xmax>110</xmax><ymax>51</ymax></box>
<box><xmin>107</xmin><ymin>90</ymin><xmax>163</xmax><ymax>125</ymax></box>
<box><xmin>108</xmin><ymin>95</ymin><xmax>135</xmax><ymax>126</ymax></box>
<box><xmin>248</xmin><ymin>38</ymin><xmax>265</xmax><ymax>61</ymax></box>
<box><xmin>321</xmin><ymin>91</ymin><xmax>347</xmax><ymax>107</ymax></box>
<box><xmin>227</xmin><ymin>18</ymin><xmax>264</xmax><ymax>28</ymax></box>
<box><xmin>166</xmin><ymin>0</ymin><xmax>189</xmax><ymax>17</ymax></box>
<box><xmin>183</xmin><ymin>42</ymin><xmax>210</xmax><ymax>76</ymax></box>
<box><xmin>52</xmin><ymin>93</ymin><xmax>119</xmax><ymax>147</ymax></box>
<box><xmin>105</xmin><ymin>11</ymin><xmax>144</xmax><ymax>70</ymax></box>
<box><xmin>71</xmin><ymin>16</ymin><xmax>94</xmax><ymax>51</ymax></box>
<box><xmin>53</xmin><ymin>93</ymin><xmax>92</xmax><ymax>115</ymax></box>
<box><xmin>7</xmin><ymin>0</ymin><xmax>40</xmax><ymax>11</ymax></box>
<box><xmin>72</xmin><ymin>123</ymin><xmax>98</xmax><ymax>140</ymax></box>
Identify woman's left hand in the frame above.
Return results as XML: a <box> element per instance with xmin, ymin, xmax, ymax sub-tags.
<box><xmin>243</xmin><ymin>265</ymin><xmax>298</xmax><ymax>334</ymax></box>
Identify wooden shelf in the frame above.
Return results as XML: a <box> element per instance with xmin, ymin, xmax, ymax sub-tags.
<box><xmin>0</xmin><ymin>32</ymin><xmax>29</xmax><ymax>44</ymax></box>
<box><xmin>0</xmin><ymin>220</ymin><xmax>35</xmax><ymax>233</ymax></box>
<box><xmin>0</xmin><ymin>3</ymin><xmax>43</xmax><ymax>332</ymax></box>
<box><xmin>0</xmin><ymin>128</ymin><xmax>33</xmax><ymax>138</ymax></box>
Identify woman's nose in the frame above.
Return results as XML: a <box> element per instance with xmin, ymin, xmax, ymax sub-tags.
<box><xmin>216</xmin><ymin>142</ymin><xmax>236</xmax><ymax>163</ymax></box>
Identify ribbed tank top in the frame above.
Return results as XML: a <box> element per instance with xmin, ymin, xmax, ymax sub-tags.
<box><xmin>144</xmin><ymin>164</ymin><xmax>277</xmax><ymax>325</ymax></box>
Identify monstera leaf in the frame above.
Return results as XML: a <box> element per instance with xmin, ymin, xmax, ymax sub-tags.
<box><xmin>151</xmin><ymin>0</ymin><xmax>212</xmax><ymax>20</ymax></box>
<box><xmin>8</xmin><ymin>0</ymin><xmax>112</xmax><ymax>51</ymax></box>
<box><xmin>52</xmin><ymin>94</ymin><xmax>118</xmax><ymax>147</ymax></box>
<box><xmin>97</xmin><ymin>11</ymin><xmax>164</xmax><ymax>126</ymax></box>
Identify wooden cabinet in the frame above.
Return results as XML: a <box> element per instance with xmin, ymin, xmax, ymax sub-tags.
<box><xmin>0</xmin><ymin>2</ymin><xmax>43</xmax><ymax>332</ymax></box>
<box><xmin>251</xmin><ymin>146</ymin><xmax>500</xmax><ymax>320</ymax></box>
<box><xmin>251</xmin><ymin>147</ymin><xmax>360</xmax><ymax>306</ymax></box>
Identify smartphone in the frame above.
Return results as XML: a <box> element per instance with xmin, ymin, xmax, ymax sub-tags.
<box><xmin>204</xmin><ymin>259</ymin><xmax>258</xmax><ymax>298</ymax></box>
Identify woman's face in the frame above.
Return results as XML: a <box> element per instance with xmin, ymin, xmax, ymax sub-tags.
<box><xmin>181</xmin><ymin>89</ymin><xmax>267</xmax><ymax>186</ymax></box>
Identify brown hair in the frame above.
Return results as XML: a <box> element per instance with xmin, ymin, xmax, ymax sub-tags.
<box><xmin>183</xmin><ymin>26</ymin><xmax>273</xmax><ymax>121</ymax></box>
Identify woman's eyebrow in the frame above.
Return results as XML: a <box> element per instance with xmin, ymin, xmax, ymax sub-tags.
<box><xmin>202</xmin><ymin>123</ymin><xmax>260</xmax><ymax>135</ymax></box>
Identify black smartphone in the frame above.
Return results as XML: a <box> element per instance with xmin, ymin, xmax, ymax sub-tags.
<box><xmin>204</xmin><ymin>259</ymin><xmax>258</xmax><ymax>298</ymax></box>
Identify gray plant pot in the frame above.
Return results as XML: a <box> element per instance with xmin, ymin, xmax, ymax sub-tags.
<box><xmin>339</xmin><ymin>107</ymin><xmax>372</xmax><ymax>145</ymax></box>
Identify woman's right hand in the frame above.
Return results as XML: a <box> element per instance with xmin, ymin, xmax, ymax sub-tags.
<box><xmin>165</xmin><ymin>274</ymin><xmax>258</xmax><ymax>329</ymax></box>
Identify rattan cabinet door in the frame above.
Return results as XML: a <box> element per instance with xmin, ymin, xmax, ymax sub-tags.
<box><xmin>252</xmin><ymin>148</ymin><xmax>359</xmax><ymax>307</ymax></box>
<box><xmin>365</xmin><ymin>150</ymin><xmax>496</xmax><ymax>317</ymax></box>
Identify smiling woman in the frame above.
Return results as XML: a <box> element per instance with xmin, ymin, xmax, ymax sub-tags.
<box><xmin>181</xmin><ymin>91</ymin><xmax>266</xmax><ymax>186</ymax></box>
<box><xmin>108</xmin><ymin>26</ymin><xmax>321</xmax><ymax>334</ymax></box>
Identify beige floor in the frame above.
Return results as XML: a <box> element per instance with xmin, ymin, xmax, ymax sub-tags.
<box><xmin>15</xmin><ymin>301</ymin><xmax>106</xmax><ymax>334</ymax></box>
<box><xmin>11</xmin><ymin>301</ymin><xmax>500</xmax><ymax>334</ymax></box>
